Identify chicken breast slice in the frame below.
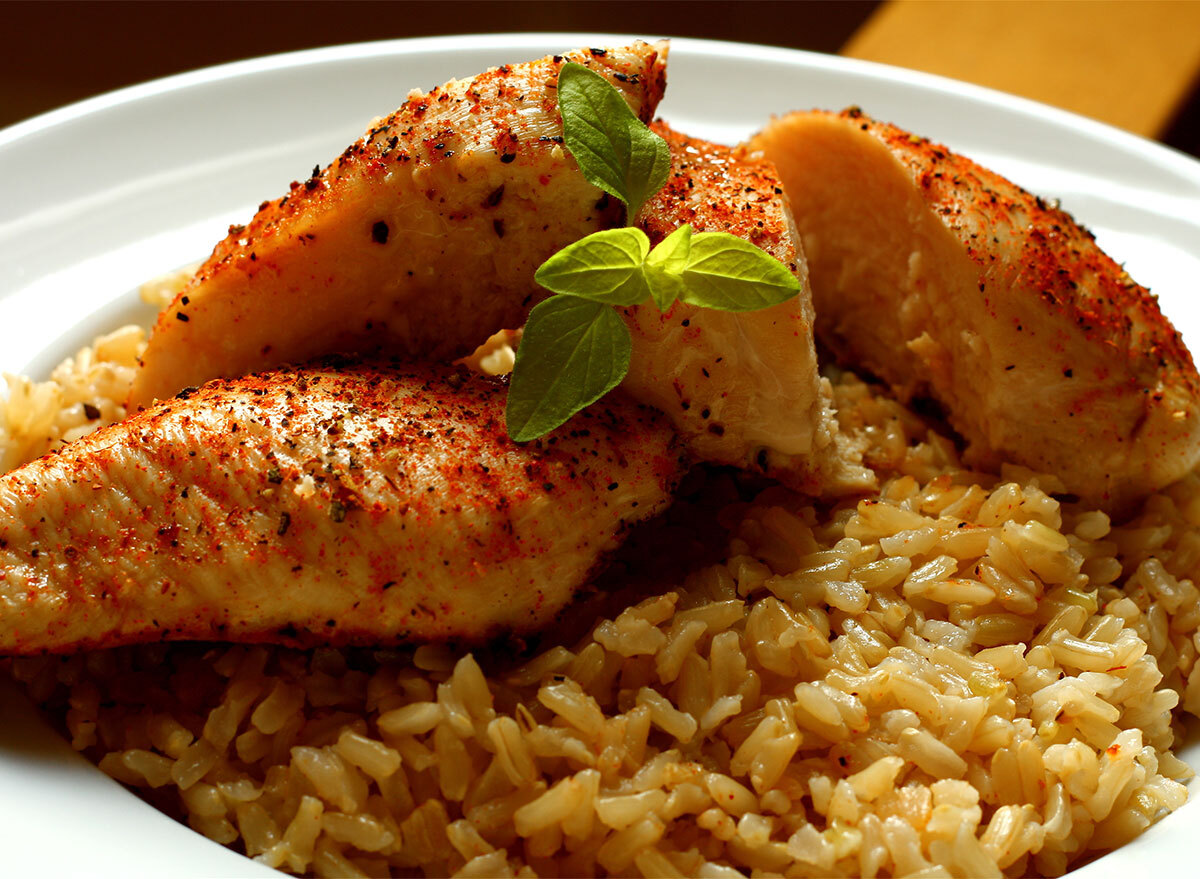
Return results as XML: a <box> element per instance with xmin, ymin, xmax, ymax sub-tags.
<box><xmin>0</xmin><ymin>362</ymin><xmax>686</xmax><ymax>654</ymax></box>
<box><xmin>748</xmin><ymin>108</ymin><xmax>1200</xmax><ymax>511</ymax></box>
<box><xmin>630</xmin><ymin>122</ymin><xmax>870</xmax><ymax>494</ymax></box>
<box><xmin>128</xmin><ymin>42</ymin><xmax>668</xmax><ymax>409</ymax></box>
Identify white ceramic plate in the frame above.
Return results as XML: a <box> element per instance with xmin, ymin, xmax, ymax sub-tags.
<box><xmin>2</xmin><ymin>33</ymin><xmax>1199</xmax><ymax>878</ymax></box>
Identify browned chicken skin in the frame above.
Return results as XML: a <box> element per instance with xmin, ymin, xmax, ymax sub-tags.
<box><xmin>0</xmin><ymin>363</ymin><xmax>687</xmax><ymax>654</ymax></box>
<box><xmin>629</xmin><ymin>122</ymin><xmax>868</xmax><ymax>494</ymax></box>
<box><xmin>748</xmin><ymin>109</ymin><xmax>1200</xmax><ymax>511</ymax></box>
<box><xmin>128</xmin><ymin>42</ymin><xmax>668</xmax><ymax>409</ymax></box>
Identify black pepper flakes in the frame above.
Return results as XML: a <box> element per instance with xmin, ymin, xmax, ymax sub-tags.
<box><xmin>277</xmin><ymin>512</ymin><xmax>291</xmax><ymax>536</ymax></box>
<box><xmin>371</xmin><ymin>221</ymin><xmax>390</xmax><ymax>244</ymax></box>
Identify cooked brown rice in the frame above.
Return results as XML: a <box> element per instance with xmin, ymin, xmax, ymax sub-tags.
<box><xmin>3</xmin><ymin>313</ymin><xmax>1199</xmax><ymax>877</ymax></box>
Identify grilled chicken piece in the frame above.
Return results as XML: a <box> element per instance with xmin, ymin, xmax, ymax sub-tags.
<box><xmin>748</xmin><ymin>109</ymin><xmax>1200</xmax><ymax>511</ymax></box>
<box><xmin>128</xmin><ymin>42</ymin><xmax>667</xmax><ymax>409</ymax></box>
<box><xmin>0</xmin><ymin>362</ymin><xmax>686</xmax><ymax>654</ymax></box>
<box><xmin>629</xmin><ymin>122</ymin><xmax>870</xmax><ymax>495</ymax></box>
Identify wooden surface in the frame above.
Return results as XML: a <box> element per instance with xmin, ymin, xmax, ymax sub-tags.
<box><xmin>843</xmin><ymin>0</ymin><xmax>1200</xmax><ymax>140</ymax></box>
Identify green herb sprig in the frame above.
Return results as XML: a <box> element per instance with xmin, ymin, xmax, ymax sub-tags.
<box><xmin>505</xmin><ymin>62</ymin><xmax>801</xmax><ymax>442</ymax></box>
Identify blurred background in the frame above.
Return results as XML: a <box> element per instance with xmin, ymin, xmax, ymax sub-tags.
<box><xmin>2</xmin><ymin>0</ymin><xmax>1198</xmax><ymax>157</ymax></box>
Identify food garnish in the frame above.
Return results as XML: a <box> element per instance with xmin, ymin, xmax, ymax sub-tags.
<box><xmin>553</xmin><ymin>61</ymin><xmax>671</xmax><ymax>222</ymax></box>
<box><xmin>505</xmin><ymin>63</ymin><xmax>801</xmax><ymax>442</ymax></box>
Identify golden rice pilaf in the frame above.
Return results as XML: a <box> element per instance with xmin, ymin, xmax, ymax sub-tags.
<box><xmin>3</xmin><ymin>318</ymin><xmax>1200</xmax><ymax>878</ymax></box>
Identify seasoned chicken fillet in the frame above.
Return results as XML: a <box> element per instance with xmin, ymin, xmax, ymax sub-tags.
<box><xmin>0</xmin><ymin>363</ymin><xmax>686</xmax><ymax>654</ymax></box>
<box><xmin>128</xmin><ymin>42</ymin><xmax>667</xmax><ymax>408</ymax></box>
<box><xmin>630</xmin><ymin>122</ymin><xmax>870</xmax><ymax>494</ymax></box>
<box><xmin>748</xmin><ymin>109</ymin><xmax>1200</xmax><ymax>511</ymax></box>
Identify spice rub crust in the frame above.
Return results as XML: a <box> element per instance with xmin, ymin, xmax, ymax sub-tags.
<box><xmin>1</xmin><ymin>361</ymin><xmax>687</xmax><ymax>654</ymax></box>
<box><xmin>129</xmin><ymin>42</ymin><xmax>668</xmax><ymax>408</ymax></box>
<box><xmin>749</xmin><ymin>108</ymin><xmax>1200</xmax><ymax>511</ymax></box>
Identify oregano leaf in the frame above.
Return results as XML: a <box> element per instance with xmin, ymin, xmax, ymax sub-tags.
<box><xmin>534</xmin><ymin>228</ymin><xmax>651</xmax><ymax>305</ymax></box>
<box><xmin>623</xmin><ymin>119</ymin><xmax>671</xmax><ymax>221</ymax></box>
<box><xmin>505</xmin><ymin>296</ymin><xmax>632</xmax><ymax>442</ymax></box>
<box><xmin>643</xmin><ymin>224</ymin><xmax>692</xmax><ymax>310</ymax></box>
<box><xmin>678</xmin><ymin>232</ymin><xmax>801</xmax><ymax>311</ymax></box>
<box><xmin>557</xmin><ymin>62</ymin><xmax>670</xmax><ymax>220</ymax></box>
